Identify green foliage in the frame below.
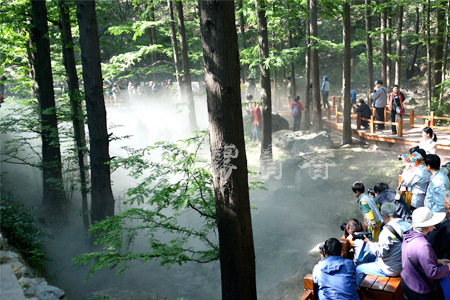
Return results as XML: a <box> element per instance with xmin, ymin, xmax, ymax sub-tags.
<box><xmin>428</xmin><ymin>94</ymin><xmax>450</xmax><ymax>126</ymax></box>
<box><xmin>0</xmin><ymin>193</ymin><xmax>47</xmax><ymax>272</ymax></box>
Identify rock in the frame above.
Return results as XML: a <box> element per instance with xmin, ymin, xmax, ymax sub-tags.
<box><xmin>272</xmin><ymin>113</ymin><xmax>289</xmax><ymax>132</ymax></box>
<box><xmin>273</xmin><ymin>131</ymin><xmax>333</xmax><ymax>155</ymax></box>
<box><xmin>84</xmin><ymin>289</ymin><xmax>171</xmax><ymax>300</ymax></box>
<box><xmin>25</xmin><ymin>283</ymin><xmax>65</xmax><ymax>300</ymax></box>
<box><xmin>0</xmin><ymin>250</ymin><xmax>20</xmax><ymax>263</ymax></box>
<box><xmin>0</xmin><ymin>233</ymin><xmax>6</xmax><ymax>250</ymax></box>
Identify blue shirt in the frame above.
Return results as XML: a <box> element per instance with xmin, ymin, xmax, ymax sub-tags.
<box><xmin>313</xmin><ymin>256</ymin><xmax>359</xmax><ymax>300</ymax></box>
<box><xmin>401</xmin><ymin>165</ymin><xmax>431</xmax><ymax>208</ymax></box>
<box><xmin>424</xmin><ymin>170</ymin><xmax>450</xmax><ymax>212</ymax></box>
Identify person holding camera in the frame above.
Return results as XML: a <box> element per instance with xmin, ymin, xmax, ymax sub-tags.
<box><xmin>373</xmin><ymin>182</ymin><xmax>412</xmax><ymax>222</ymax></box>
<box><xmin>370</xmin><ymin>80</ymin><xmax>388</xmax><ymax>130</ymax></box>
<box><xmin>352</xmin><ymin>181</ymin><xmax>383</xmax><ymax>242</ymax></box>
<box><xmin>343</xmin><ymin>219</ymin><xmax>372</xmax><ymax>266</ymax></box>
<box><xmin>388</xmin><ymin>85</ymin><xmax>405</xmax><ymax>135</ymax></box>
<box><xmin>313</xmin><ymin>238</ymin><xmax>359</xmax><ymax>300</ymax></box>
<box><xmin>355</xmin><ymin>202</ymin><xmax>411</xmax><ymax>286</ymax></box>
<box><xmin>355</xmin><ymin>99</ymin><xmax>372</xmax><ymax>129</ymax></box>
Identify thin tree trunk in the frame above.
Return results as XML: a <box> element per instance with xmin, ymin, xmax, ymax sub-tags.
<box><xmin>256</xmin><ymin>0</ymin><xmax>272</xmax><ymax>162</ymax></box>
<box><xmin>198</xmin><ymin>1</ymin><xmax>257</xmax><ymax>299</ymax></box>
<box><xmin>365</xmin><ymin>0</ymin><xmax>374</xmax><ymax>105</ymax></box>
<box><xmin>76</xmin><ymin>0</ymin><xmax>115</xmax><ymax>223</ymax></box>
<box><xmin>59</xmin><ymin>0</ymin><xmax>89</xmax><ymax>231</ymax></box>
<box><xmin>304</xmin><ymin>9</ymin><xmax>311</xmax><ymax>131</ymax></box>
<box><xmin>30</xmin><ymin>0</ymin><xmax>66</xmax><ymax>219</ymax></box>
<box><xmin>287</xmin><ymin>2</ymin><xmax>296</xmax><ymax>100</ymax></box>
<box><xmin>440</xmin><ymin>0</ymin><xmax>450</xmax><ymax>106</ymax></box>
<box><xmin>406</xmin><ymin>5</ymin><xmax>420</xmax><ymax>79</ymax></box>
<box><xmin>342</xmin><ymin>1</ymin><xmax>352</xmax><ymax>145</ymax></box>
<box><xmin>175</xmin><ymin>0</ymin><xmax>198</xmax><ymax>131</ymax></box>
<box><xmin>381</xmin><ymin>0</ymin><xmax>387</xmax><ymax>85</ymax></box>
<box><xmin>238</xmin><ymin>0</ymin><xmax>248</xmax><ymax>80</ymax></box>
<box><xmin>394</xmin><ymin>5</ymin><xmax>403</xmax><ymax>87</ymax></box>
<box><xmin>386</xmin><ymin>13</ymin><xmax>393</xmax><ymax>89</ymax></box>
<box><xmin>426</xmin><ymin>0</ymin><xmax>432</xmax><ymax>107</ymax></box>
<box><xmin>167</xmin><ymin>0</ymin><xmax>182</xmax><ymax>88</ymax></box>
<box><xmin>433</xmin><ymin>0</ymin><xmax>445</xmax><ymax>100</ymax></box>
<box><xmin>310</xmin><ymin>0</ymin><xmax>322</xmax><ymax>131</ymax></box>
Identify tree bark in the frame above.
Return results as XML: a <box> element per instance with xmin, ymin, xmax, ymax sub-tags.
<box><xmin>76</xmin><ymin>0</ymin><xmax>115</xmax><ymax>223</ymax></box>
<box><xmin>287</xmin><ymin>2</ymin><xmax>296</xmax><ymax>100</ymax></box>
<box><xmin>406</xmin><ymin>5</ymin><xmax>420</xmax><ymax>80</ymax></box>
<box><xmin>175</xmin><ymin>0</ymin><xmax>198</xmax><ymax>131</ymax></box>
<box><xmin>304</xmin><ymin>9</ymin><xmax>311</xmax><ymax>131</ymax></box>
<box><xmin>256</xmin><ymin>0</ymin><xmax>272</xmax><ymax>162</ymax></box>
<box><xmin>440</xmin><ymin>0</ymin><xmax>450</xmax><ymax>106</ymax></box>
<box><xmin>380</xmin><ymin>0</ymin><xmax>387</xmax><ymax>85</ymax></box>
<box><xmin>167</xmin><ymin>0</ymin><xmax>182</xmax><ymax>87</ymax></box>
<box><xmin>426</xmin><ymin>0</ymin><xmax>432</xmax><ymax>107</ymax></box>
<box><xmin>30</xmin><ymin>0</ymin><xmax>66</xmax><ymax>218</ymax></box>
<box><xmin>59</xmin><ymin>0</ymin><xmax>89</xmax><ymax>231</ymax></box>
<box><xmin>386</xmin><ymin>13</ymin><xmax>392</xmax><ymax>89</ymax></box>
<box><xmin>433</xmin><ymin>0</ymin><xmax>445</xmax><ymax>100</ymax></box>
<box><xmin>310</xmin><ymin>0</ymin><xmax>322</xmax><ymax>131</ymax></box>
<box><xmin>238</xmin><ymin>0</ymin><xmax>248</xmax><ymax>80</ymax></box>
<box><xmin>365</xmin><ymin>0</ymin><xmax>374</xmax><ymax>105</ymax></box>
<box><xmin>394</xmin><ymin>4</ymin><xmax>403</xmax><ymax>87</ymax></box>
<box><xmin>198</xmin><ymin>1</ymin><xmax>256</xmax><ymax>299</ymax></box>
<box><xmin>342</xmin><ymin>1</ymin><xmax>352</xmax><ymax>145</ymax></box>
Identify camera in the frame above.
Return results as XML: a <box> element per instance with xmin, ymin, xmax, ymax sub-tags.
<box><xmin>319</xmin><ymin>243</ymin><xmax>324</xmax><ymax>254</ymax></box>
<box><xmin>352</xmin><ymin>230</ymin><xmax>372</xmax><ymax>241</ymax></box>
<box><xmin>398</xmin><ymin>155</ymin><xmax>403</xmax><ymax>160</ymax></box>
<box><xmin>340</xmin><ymin>223</ymin><xmax>347</xmax><ymax>231</ymax></box>
<box><xmin>368</xmin><ymin>188</ymin><xmax>376</xmax><ymax>197</ymax></box>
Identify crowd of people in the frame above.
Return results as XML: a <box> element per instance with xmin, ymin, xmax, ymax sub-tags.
<box><xmin>313</xmin><ymin>146</ymin><xmax>450</xmax><ymax>300</ymax></box>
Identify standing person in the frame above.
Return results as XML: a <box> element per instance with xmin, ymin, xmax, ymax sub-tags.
<box><xmin>371</xmin><ymin>80</ymin><xmax>388</xmax><ymax>130</ymax></box>
<box><xmin>400</xmin><ymin>207</ymin><xmax>450</xmax><ymax>300</ymax></box>
<box><xmin>355</xmin><ymin>99</ymin><xmax>372</xmax><ymax>129</ymax></box>
<box><xmin>247</xmin><ymin>78</ymin><xmax>256</xmax><ymax>97</ymax></box>
<box><xmin>350</xmin><ymin>89</ymin><xmax>357</xmax><ymax>106</ymax></box>
<box><xmin>321</xmin><ymin>75</ymin><xmax>330</xmax><ymax>108</ymax></box>
<box><xmin>313</xmin><ymin>238</ymin><xmax>360</xmax><ymax>300</ymax></box>
<box><xmin>291</xmin><ymin>96</ymin><xmax>304</xmax><ymax>132</ymax></box>
<box><xmin>252</xmin><ymin>102</ymin><xmax>261</xmax><ymax>142</ymax></box>
<box><xmin>355</xmin><ymin>202</ymin><xmax>411</xmax><ymax>286</ymax></box>
<box><xmin>419</xmin><ymin>127</ymin><xmax>438</xmax><ymax>155</ymax></box>
<box><xmin>352</xmin><ymin>181</ymin><xmax>383</xmax><ymax>242</ymax></box>
<box><xmin>388</xmin><ymin>85</ymin><xmax>405</xmax><ymax>135</ymax></box>
<box><xmin>424</xmin><ymin>154</ymin><xmax>450</xmax><ymax>213</ymax></box>
<box><xmin>127</xmin><ymin>81</ymin><xmax>135</xmax><ymax>102</ymax></box>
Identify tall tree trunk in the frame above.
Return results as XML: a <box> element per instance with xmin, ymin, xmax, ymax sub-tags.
<box><xmin>175</xmin><ymin>0</ymin><xmax>198</xmax><ymax>131</ymax></box>
<box><xmin>342</xmin><ymin>1</ymin><xmax>352</xmax><ymax>145</ymax></box>
<box><xmin>287</xmin><ymin>2</ymin><xmax>296</xmax><ymax>100</ymax></box>
<box><xmin>440</xmin><ymin>0</ymin><xmax>450</xmax><ymax>106</ymax></box>
<box><xmin>365</xmin><ymin>0</ymin><xmax>374</xmax><ymax>105</ymax></box>
<box><xmin>394</xmin><ymin>4</ymin><xmax>403</xmax><ymax>87</ymax></box>
<box><xmin>310</xmin><ymin>0</ymin><xmax>322</xmax><ymax>131</ymax></box>
<box><xmin>256</xmin><ymin>0</ymin><xmax>272</xmax><ymax>162</ymax></box>
<box><xmin>198</xmin><ymin>1</ymin><xmax>256</xmax><ymax>299</ymax></box>
<box><xmin>59</xmin><ymin>0</ymin><xmax>89</xmax><ymax>231</ymax></box>
<box><xmin>167</xmin><ymin>0</ymin><xmax>182</xmax><ymax>87</ymax></box>
<box><xmin>238</xmin><ymin>0</ymin><xmax>248</xmax><ymax>80</ymax></box>
<box><xmin>433</xmin><ymin>0</ymin><xmax>445</xmax><ymax>99</ymax></box>
<box><xmin>386</xmin><ymin>13</ymin><xmax>393</xmax><ymax>89</ymax></box>
<box><xmin>76</xmin><ymin>0</ymin><xmax>115</xmax><ymax>223</ymax></box>
<box><xmin>30</xmin><ymin>0</ymin><xmax>66</xmax><ymax>219</ymax></box>
<box><xmin>380</xmin><ymin>0</ymin><xmax>387</xmax><ymax>85</ymax></box>
<box><xmin>406</xmin><ymin>5</ymin><xmax>420</xmax><ymax>80</ymax></box>
<box><xmin>426</xmin><ymin>0</ymin><xmax>432</xmax><ymax>107</ymax></box>
<box><xmin>304</xmin><ymin>11</ymin><xmax>311</xmax><ymax>130</ymax></box>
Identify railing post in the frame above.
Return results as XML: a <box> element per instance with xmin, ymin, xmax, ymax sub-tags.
<box><xmin>384</xmin><ymin>107</ymin><xmax>388</xmax><ymax>128</ymax></box>
<box><xmin>327</xmin><ymin>106</ymin><xmax>331</xmax><ymax>120</ymax></box>
<box><xmin>336</xmin><ymin>106</ymin><xmax>340</xmax><ymax>123</ymax></box>
<box><xmin>338</xmin><ymin>97</ymin><xmax>341</xmax><ymax>109</ymax></box>
<box><xmin>398</xmin><ymin>117</ymin><xmax>403</xmax><ymax>137</ymax></box>
<box><xmin>430</xmin><ymin>111</ymin><xmax>435</xmax><ymax>127</ymax></box>
<box><xmin>357</xmin><ymin>112</ymin><xmax>361</xmax><ymax>130</ymax></box>
<box><xmin>410</xmin><ymin>110</ymin><xmax>415</xmax><ymax>128</ymax></box>
<box><xmin>370</xmin><ymin>115</ymin><xmax>376</xmax><ymax>134</ymax></box>
<box><xmin>332</xmin><ymin>96</ymin><xmax>336</xmax><ymax>108</ymax></box>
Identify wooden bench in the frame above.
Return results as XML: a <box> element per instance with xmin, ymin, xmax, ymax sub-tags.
<box><xmin>359</xmin><ymin>275</ymin><xmax>403</xmax><ymax>300</ymax></box>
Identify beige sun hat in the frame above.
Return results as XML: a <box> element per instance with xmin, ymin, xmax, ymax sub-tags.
<box><xmin>412</xmin><ymin>207</ymin><xmax>446</xmax><ymax>228</ymax></box>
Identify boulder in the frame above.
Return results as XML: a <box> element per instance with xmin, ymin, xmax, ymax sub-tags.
<box><xmin>25</xmin><ymin>283</ymin><xmax>65</xmax><ymax>300</ymax></box>
<box><xmin>272</xmin><ymin>113</ymin><xmax>289</xmax><ymax>132</ymax></box>
<box><xmin>84</xmin><ymin>289</ymin><xmax>171</xmax><ymax>300</ymax></box>
<box><xmin>273</xmin><ymin>131</ymin><xmax>333</xmax><ymax>154</ymax></box>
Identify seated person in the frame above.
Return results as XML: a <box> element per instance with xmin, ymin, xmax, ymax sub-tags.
<box><xmin>424</xmin><ymin>154</ymin><xmax>450</xmax><ymax>212</ymax></box>
<box><xmin>355</xmin><ymin>202</ymin><xmax>411</xmax><ymax>286</ymax></box>
<box><xmin>373</xmin><ymin>182</ymin><xmax>412</xmax><ymax>222</ymax></box>
<box><xmin>355</xmin><ymin>99</ymin><xmax>372</xmax><ymax>129</ymax></box>
<box><xmin>428</xmin><ymin>190</ymin><xmax>450</xmax><ymax>259</ymax></box>
<box><xmin>313</xmin><ymin>238</ymin><xmax>359</xmax><ymax>300</ymax></box>
<box><xmin>352</xmin><ymin>181</ymin><xmax>383</xmax><ymax>242</ymax></box>
<box><xmin>343</xmin><ymin>219</ymin><xmax>372</xmax><ymax>266</ymax></box>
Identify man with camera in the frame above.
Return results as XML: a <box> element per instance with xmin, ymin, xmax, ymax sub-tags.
<box><xmin>355</xmin><ymin>202</ymin><xmax>411</xmax><ymax>286</ymax></box>
<box><xmin>371</xmin><ymin>80</ymin><xmax>388</xmax><ymax>130</ymax></box>
<box><xmin>373</xmin><ymin>182</ymin><xmax>412</xmax><ymax>222</ymax></box>
<box><xmin>313</xmin><ymin>238</ymin><xmax>359</xmax><ymax>300</ymax></box>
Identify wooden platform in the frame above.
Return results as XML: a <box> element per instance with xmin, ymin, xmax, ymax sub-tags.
<box><xmin>360</xmin><ymin>275</ymin><xmax>403</xmax><ymax>300</ymax></box>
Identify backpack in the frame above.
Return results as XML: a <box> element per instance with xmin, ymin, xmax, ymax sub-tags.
<box><xmin>291</xmin><ymin>103</ymin><xmax>299</xmax><ymax>117</ymax></box>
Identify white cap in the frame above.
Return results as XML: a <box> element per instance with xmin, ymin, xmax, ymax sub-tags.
<box><xmin>412</xmin><ymin>207</ymin><xmax>446</xmax><ymax>228</ymax></box>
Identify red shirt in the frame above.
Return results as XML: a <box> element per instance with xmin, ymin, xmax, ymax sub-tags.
<box><xmin>253</xmin><ymin>106</ymin><xmax>261</xmax><ymax>125</ymax></box>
